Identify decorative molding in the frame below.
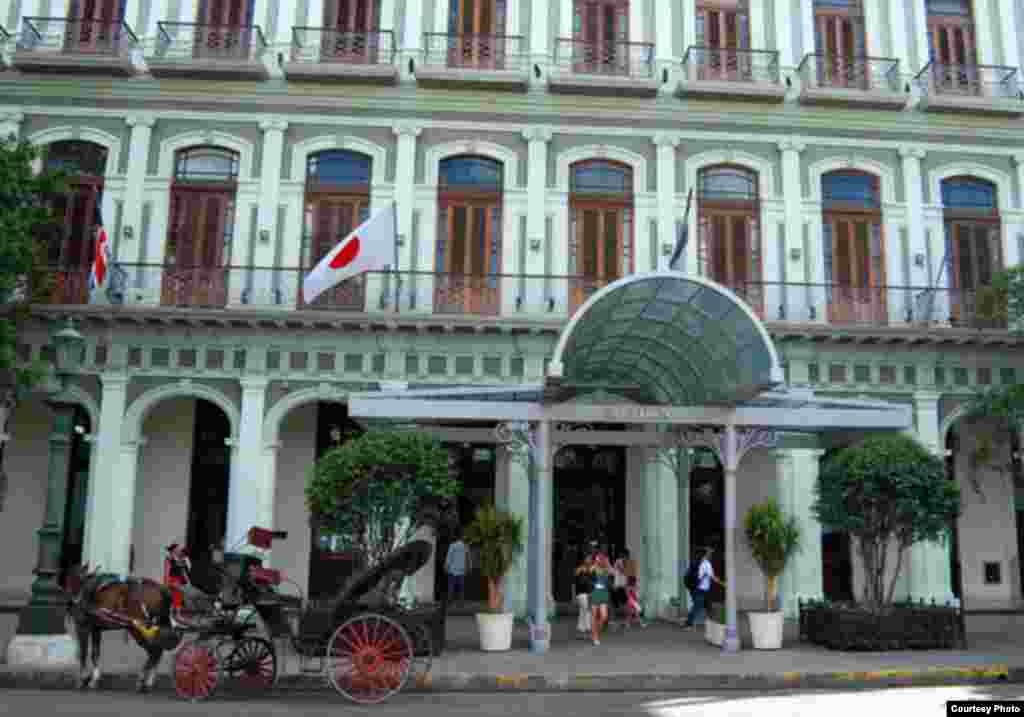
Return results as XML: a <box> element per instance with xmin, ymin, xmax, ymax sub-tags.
<box><xmin>555</xmin><ymin>144</ymin><xmax>649</xmax><ymax>193</ymax></box>
<box><xmin>425</xmin><ymin>139</ymin><xmax>519</xmax><ymax>189</ymax></box>
<box><xmin>899</xmin><ymin>147</ymin><xmax>926</xmax><ymax>161</ymax></box>
<box><xmin>675</xmin><ymin>426</ymin><xmax>779</xmax><ymax>470</ymax></box>
<box><xmin>123</xmin><ymin>382</ymin><xmax>240</xmax><ymax>445</ymax></box>
<box><xmin>927</xmin><ymin>161</ymin><xmax>1012</xmax><ymax>213</ymax></box>
<box><xmin>157</xmin><ymin>129</ymin><xmax>255</xmax><ymax>179</ymax></box>
<box><xmin>258</xmin><ymin>119</ymin><xmax>289</xmax><ymax>133</ymax></box>
<box><xmin>392</xmin><ymin>122</ymin><xmax>424</xmax><ymax>137</ymax></box>
<box><xmin>807</xmin><ymin>155</ymin><xmax>898</xmax><ymax>205</ymax></box>
<box><xmin>289</xmin><ymin>134</ymin><xmax>388</xmax><ymax>186</ymax></box>
<box><xmin>522</xmin><ymin>127</ymin><xmax>553</xmax><ymax>144</ymax></box>
<box><xmin>27</xmin><ymin>125</ymin><xmax>122</xmax><ymax>177</ymax></box>
<box><xmin>684</xmin><ymin>149</ymin><xmax>777</xmax><ymax>200</ymax></box>
<box><xmin>126</xmin><ymin>114</ymin><xmax>156</xmax><ymax>129</ymax></box>
<box><xmin>263</xmin><ymin>383</ymin><xmax>350</xmax><ymax>446</ymax></box>
<box><xmin>494</xmin><ymin>420</ymin><xmax>537</xmax><ymax>468</ymax></box>
<box><xmin>777</xmin><ymin>138</ymin><xmax>806</xmax><ymax>153</ymax></box>
<box><xmin>652</xmin><ymin>132</ymin><xmax>682</xmax><ymax>148</ymax></box>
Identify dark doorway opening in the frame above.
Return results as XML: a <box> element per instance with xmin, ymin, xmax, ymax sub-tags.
<box><xmin>822</xmin><ymin>530</ymin><xmax>854</xmax><ymax>602</ymax></box>
<box><xmin>552</xmin><ymin>445</ymin><xmax>626</xmax><ymax>603</ymax></box>
<box><xmin>689</xmin><ymin>450</ymin><xmax>725</xmax><ymax>607</ymax></box>
<box><xmin>947</xmin><ymin>426</ymin><xmax>963</xmax><ymax>601</ymax></box>
<box><xmin>59</xmin><ymin>406</ymin><xmax>92</xmax><ymax>586</ymax></box>
<box><xmin>185</xmin><ymin>399</ymin><xmax>231</xmax><ymax>568</ymax></box>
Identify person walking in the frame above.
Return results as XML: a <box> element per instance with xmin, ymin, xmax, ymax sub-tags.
<box><xmin>445</xmin><ymin>532</ymin><xmax>468</xmax><ymax>606</ymax></box>
<box><xmin>574</xmin><ymin>551</ymin><xmax>593</xmax><ymax>638</ymax></box>
<box><xmin>684</xmin><ymin>547</ymin><xmax>725</xmax><ymax>628</ymax></box>
<box><xmin>588</xmin><ymin>547</ymin><xmax>613</xmax><ymax>645</ymax></box>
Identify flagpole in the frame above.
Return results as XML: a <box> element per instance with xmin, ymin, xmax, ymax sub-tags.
<box><xmin>392</xmin><ymin>201</ymin><xmax>400</xmax><ymax>315</ymax></box>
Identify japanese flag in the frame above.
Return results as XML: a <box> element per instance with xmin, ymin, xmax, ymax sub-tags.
<box><xmin>302</xmin><ymin>203</ymin><xmax>397</xmax><ymax>304</ymax></box>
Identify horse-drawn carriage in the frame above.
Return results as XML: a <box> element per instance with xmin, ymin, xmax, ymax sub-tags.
<box><xmin>169</xmin><ymin>527</ymin><xmax>442</xmax><ymax>704</ymax></box>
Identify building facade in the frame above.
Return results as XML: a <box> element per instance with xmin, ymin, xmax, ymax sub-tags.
<box><xmin>1</xmin><ymin>0</ymin><xmax>1024</xmax><ymax>636</ymax></box>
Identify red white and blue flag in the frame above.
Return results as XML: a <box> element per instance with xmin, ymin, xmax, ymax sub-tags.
<box><xmin>89</xmin><ymin>193</ymin><xmax>111</xmax><ymax>294</ymax></box>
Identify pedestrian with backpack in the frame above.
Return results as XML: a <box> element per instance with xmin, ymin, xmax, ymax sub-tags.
<box><xmin>683</xmin><ymin>547</ymin><xmax>725</xmax><ymax>628</ymax></box>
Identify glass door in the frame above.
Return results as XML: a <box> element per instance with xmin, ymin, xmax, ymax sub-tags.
<box><xmin>569</xmin><ymin>202</ymin><xmax>630</xmax><ymax>313</ymax></box>
<box><xmin>824</xmin><ymin>213</ymin><xmax>886</xmax><ymax>324</ymax></box>
<box><xmin>435</xmin><ymin>200</ymin><xmax>502</xmax><ymax>315</ymax></box>
<box><xmin>163</xmin><ymin>186</ymin><xmax>233</xmax><ymax>307</ymax></box>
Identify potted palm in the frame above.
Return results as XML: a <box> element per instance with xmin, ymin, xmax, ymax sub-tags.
<box><xmin>744</xmin><ymin>498</ymin><xmax>801</xmax><ymax>649</ymax></box>
<box><xmin>463</xmin><ymin>504</ymin><xmax>524</xmax><ymax>651</ymax></box>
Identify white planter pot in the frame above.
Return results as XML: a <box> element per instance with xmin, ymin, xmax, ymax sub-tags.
<box><xmin>475</xmin><ymin>612</ymin><xmax>514</xmax><ymax>651</ymax></box>
<box><xmin>704</xmin><ymin>619</ymin><xmax>726</xmax><ymax>647</ymax></box>
<box><xmin>748</xmin><ymin>610</ymin><xmax>784</xmax><ymax>649</ymax></box>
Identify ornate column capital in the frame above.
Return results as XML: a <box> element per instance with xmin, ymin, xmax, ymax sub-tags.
<box><xmin>522</xmin><ymin>127</ymin><xmax>553</xmax><ymax>144</ymax></box>
<box><xmin>777</xmin><ymin>138</ymin><xmax>806</xmax><ymax>154</ymax></box>
<box><xmin>258</xmin><ymin>119</ymin><xmax>289</xmax><ymax>133</ymax></box>
<box><xmin>653</xmin><ymin>132</ymin><xmax>682</xmax><ymax>149</ymax></box>
<box><xmin>0</xmin><ymin>111</ymin><xmax>25</xmax><ymax>126</ymax></box>
<box><xmin>393</xmin><ymin>122</ymin><xmax>423</xmax><ymax>138</ymax></box>
<box><xmin>240</xmin><ymin>376</ymin><xmax>270</xmax><ymax>392</ymax></box>
<box><xmin>126</xmin><ymin>114</ymin><xmax>156</xmax><ymax>129</ymax></box>
<box><xmin>1012</xmin><ymin>153</ymin><xmax>1024</xmax><ymax>167</ymax></box>
<box><xmin>99</xmin><ymin>373</ymin><xmax>130</xmax><ymax>391</ymax></box>
<box><xmin>899</xmin><ymin>147</ymin><xmax>926</xmax><ymax>161</ymax></box>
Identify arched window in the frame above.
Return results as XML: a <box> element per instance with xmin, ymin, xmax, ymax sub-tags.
<box><xmin>812</xmin><ymin>0</ymin><xmax>866</xmax><ymax>89</ymax></box>
<box><xmin>45</xmin><ymin>140</ymin><xmax>108</xmax><ymax>176</ymax></box>
<box><xmin>163</xmin><ymin>146</ymin><xmax>240</xmax><ymax>308</ymax></box>
<box><xmin>447</xmin><ymin>0</ymin><xmax>507</xmax><ymax>69</ymax></box>
<box><xmin>302</xmin><ymin>150</ymin><xmax>372</xmax><ymax>309</ymax></box>
<box><xmin>821</xmin><ymin>170</ymin><xmax>886</xmax><ymax>324</ymax></box>
<box><xmin>569</xmin><ymin>159</ymin><xmax>633</xmax><ymax>312</ymax></box>
<box><xmin>941</xmin><ymin>176</ymin><xmax>1002</xmax><ymax>324</ymax></box>
<box><xmin>697</xmin><ymin>165</ymin><xmax>761</xmax><ymax>314</ymax></box>
<box><xmin>436</xmin><ymin>155</ymin><xmax>503</xmax><ymax>315</ymax></box>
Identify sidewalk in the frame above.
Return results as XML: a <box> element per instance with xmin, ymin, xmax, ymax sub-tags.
<box><xmin>3</xmin><ymin>616</ymin><xmax>1023</xmax><ymax>693</ymax></box>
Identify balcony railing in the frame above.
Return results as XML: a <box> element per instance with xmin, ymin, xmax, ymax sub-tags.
<box><xmin>552</xmin><ymin>37</ymin><xmax>655</xmax><ymax>79</ymax></box>
<box><xmin>681</xmin><ymin>46</ymin><xmax>780</xmax><ymax>84</ymax></box>
<box><xmin>35</xmin><ymin>265</ymin><xmax>1010</xmax><ymax>331</ymax></box>
<box><xmin>17</xmin><ymin>16</ymin><xmax>137</xmax><ymax>56</ymax></box>
<box><xmin>422</xmin><ymin>32</ymin><xmax>526</xmax><ymax>71</ymax></box>
<box><xmin>915</xmin><ymin>61</ymin><xmax>1020</xmax><ymax>99</ymax></box>
<box><xmin>290</xmin><ymin>27</ymin><xmax>395</xmax><ymax>65</ymax></box>
<box><xmin>798</xmin><ymin>54</ymin><xmax>901</xmax><ymax>93</ymax></box>
<box><xmin>154</xmin><ymin>21</ymin><xmax>267</xmax><ymax>62</ymax></box>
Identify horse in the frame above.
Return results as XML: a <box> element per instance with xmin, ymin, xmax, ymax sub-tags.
<box><xmin>64</xmin><ymin>563</ymin><xmax>179</xmax><ymax>692</ymax></box>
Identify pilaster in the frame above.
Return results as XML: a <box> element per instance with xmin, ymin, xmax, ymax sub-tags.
<box><xmin>777</xmin><ymin>139</ymin><xmax>812</xmax><ymax>320</ymax></box>
<box><xmin>529</xmin><ymin>0</ymin><xmax>548</xmax><ymax>71</ymax></box>
<box><xmin>523</xmin><ymin>128</ymin><xmax>553</xmax><ymax>275</ymax></box>
<box><xmin>226</xmin><ymin>377</ymin><xmax>270</xmax><ymax>550</ymax></box>
<box><xmin>256</xmin><ymin>120</ymin><xmax>288</xmax><ymax>267</ymax></box>
<box><xmin>774</xmin><ymin>448</ymin><xmax>825</xmax><ymax>618</ymax></box>
<box><xmin>651</xmin><ymin>453</ymin><xmax>679</xmax><ymax>617</ymax></box>
<box><xmin>653</xmin><ymin>133</ymin><xmax>680</xmax><ymax>270</ymax></box>
<box><xmin>501</xmin><ymin>446</ymin><xmax>530</xmax><ymax>618</ymax></box>
<box><xmin>122</xmin><ymin>114</ymin><xmax>155</xmax><ymax>265</ymax></box>
<box><xmin>400</xmin><ymin>0</ymin><xmax>422</xmax><ymax>79</ymax></box>
<box><xmin>0</xmin><ymin>111</ymin><xmax>25</xmax><ymax>140</ymax></box>
<box><xmin>393</xmin><ymin>122</ymin><xmax>422</xmax><ymax>271</ymax></box>
<box><xmin>900</xmin><ymin>147</ymin><xmax>928</xmax><ymax>287</ymax></box>
<box><xmin>653</xmin><ymin>0</ymin><xmax>674</xmax><ymax>92</ymax></box>
<box><xmin>84</xmin><ymin>374</ymin><xmax>130</xmax><ymax>573</ymax></box>
<box><xmin>773</xmin><ymin>0</ymin><xmax>794</xmax><ymax>69</ymax></box>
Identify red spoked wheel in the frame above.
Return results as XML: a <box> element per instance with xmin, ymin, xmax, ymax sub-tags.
<box><xmin>224</xmin><ymin>636</ymin><xmax>278</xmax><ymax>690</ymax></box>
<box><xmin>174</xmin><ymin>639</ymin><xmax>219</xmax><ymax>701</ymax></box>
<box><xmin>325</xmin><ymin>614</ymin><xmax>413</xmax><ymax>704</ymax></box>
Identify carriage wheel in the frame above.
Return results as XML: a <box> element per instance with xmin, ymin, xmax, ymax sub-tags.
<box><xmin>227</xmin><ymin>637</ymin><xmax>278</xmax><ymax>690</ymax></box>
<box><xmin>174</xmin><ymin>639</ymin><xmax>219</xmax><ymax>701</ymax></box>
<box><xmin>408</xmin><ymin>622</ymin><xmax>433</xmax><ymax>681</ymax></box>
<box><xmin>325</xmin><ymin>614</ymin><xmax>413</xmax><ymax>705</ymax></box>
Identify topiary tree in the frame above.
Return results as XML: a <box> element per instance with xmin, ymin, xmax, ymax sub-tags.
<box><xmin>812</xmin><ymin>434</ymin><xmax>960</xmax><ymax>612</ymax></box>
<box><xmin>744</xmin><ymin>498</ymin><xmax>800</xmax><ymax>611</ymax></box>
<box><xmin>305</xmin><ymin>430</ymin><xmax>461</xmax><ymax>570</ymax></box>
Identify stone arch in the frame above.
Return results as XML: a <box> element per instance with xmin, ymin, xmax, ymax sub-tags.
<box><xmin>27</xmin><ymin>126</ymin><xmax>122</xmax><ymax>178</ymax></box>
<box><xmin>425</xmin><ymin>140</ymin><xmax>519</xmax><ymax>189</ymax></box>
<box><xmin>122</xmin><ymin>381</ymin><xmax>240</xmax><ymax>446</ymax></box>
<box><xmin>556</xmin><ymin>144</ymin><xmax>648</xmax><ymax>193</ymax></box>
<box><xmin>157</xmin><ymin>130</ymin><xmax>255</xmax><ymax>180</ymax></box>
<box><xmin>685</xmin><ymin>149</ymin><xmax>776</xmax><ymax>200</ymax></box>
<box><xmin>929</xmin><ymin>162</ymin><xmax>1012</xmax><ymax>212</ymax></box>
<box><xmin>263</xmin><ymin>384</ymin><xmax>351</xmax><ymax>448</ymax></box>
<box><xmin>289</xmin><ymin>135</ymin><xmax>388</xmax><ymax>186</ymax></box>
<box><xmin>808</xmin><ymin>156</ymin><xmax>897</xmax><ymax>205</ymax></box>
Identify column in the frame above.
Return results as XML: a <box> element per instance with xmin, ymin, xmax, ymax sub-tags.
<box><xmin>910</xmin><ymin>0</ymin><xmax>928</xmax><ymax>71</ymax></box>
<box><xmin>653</xmin><ymin>0</ymin><xmax>673</xmax><ymax>92</ymax></box>
<box><xmin>393</xmin><ymin>122</ymin><xmax>422</xmax><ymax>272</ymax></box>
<box><xmin>901</xmin><ymin>147</ymin><xmax>928</xmax><ymax>323</ymax></box>
<box><xmin>0</xmin><ymin>111</ymin><xmax>24</xmax><ymax>140</ymax></box>
<box><xmin>775</xmin><ymin>449</ymin><xmax>825</xmax><ymax>618</ymax></box>
<box><xmin>887</xmin><ymin>0</ymin><xmax>909</xmax><ymax>72</ymax></box>
<box><xmin>1010</xmin><ymin>154</ymin><xmax>1024</xmax><ymax>270</ymax></box>
<box><xmin>83</xmin><ymin>374</ymin><xmax>130</xmax><ymax>571</ymax></box>
<box><xmin>225</xmin><ymin>377</ymin><xmax>270</xmax><ymax>550</ymax></box>
<box><xmin>529</xmin><ymin>0</ymin><xmax>548</xmax><ymax>72</ymax></box>
<box><xmin>653</xmin><ymin>133</ymin><xmax>680</xmax><ymax>270</ymax></box>
<box><xmin>650</xmin><ymin>453</ymin><xmax>679</xmax><ymax>619</ymax></box>
<box><xmin>774</xmin><ymin>0</ymin><xmax>794</xmax><ymax>69</ymax></box>
<box><xmin>907</xmin><ymin>391</ymin><xmax>956</xmax><ymax>604</ymax></box>
<box><xmin>122</xmin><ymin>114</ymin><xmax>155</xmax><ymax>266</ymax></box>
<box><xmin>1015</xmin><ymin>154</ymin><xmax>1024</xmax><ymax>213</ymax></box>
<box><xmin>862</xmin><ymin>0</ymin><xmax>884</xmax><ymax>58</ymax></box>
<box><xmin>528</xmin><ymin>419</ymin><xmax>551</xmax><ymax>653</ymax></box>
<box><xmin>998</xmin><ymin>0</ymin><xmax>1020</xmax><ymax>70</ymax></box>
<box><xmin>676</xmin><ymin>448</ymin><xmax>692</xmax><ymax>609</ymax></box>
<box><xmin>523</xmin><ymin>128</ymin><xmax>552</xmax><ymax>276</ymax></box>
<box><xmin>778</xmin><ymin>139</ymin><xmax>810</xmax><ymax>320</ymax></box>
<box><xmin>400</xmin><ymin>0</ymin><xmax>421</xmax><ymax>75</ymax></box>
<box><xmin>499</xmin><ymin>447</ymin><xmax>530</xmax><ymax>618</ymax></box>
<box><xmin>722</xmin><ymin>423</ymin><xmax>740</xmax><ymax>652</ymax></box>
<box><xmin>256</xmin><ymin>120</ymin><xmax>287</xmax><ymax>267</ymax></box>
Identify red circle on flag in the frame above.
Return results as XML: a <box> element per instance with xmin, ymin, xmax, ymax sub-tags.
<box><xmin>329</xmin><ymin>236</ymin><xmax>360</xmax><ymax>270</ymax></box>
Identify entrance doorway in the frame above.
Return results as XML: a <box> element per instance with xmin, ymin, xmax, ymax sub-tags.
<box><xmin>552</xmin><ymin>444</ymin><xmax>626</xmax><ymax>603</ymax></box>
<box><xmin>689</xmin><ymin>450</ymin><xmax>725</xmax><ymax>606</ymax></box>
<box><xmin>59</xmin><ymin>407</ymin><xmax>92</xmax><ymax>586</ymax></box>
<box><xmin>185</xmin><ymin>400</ymin><xmax>231</xmax><ymax>567</ymax></box>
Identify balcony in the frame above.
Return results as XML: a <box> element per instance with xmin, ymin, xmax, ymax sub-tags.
<box><xmin>282</xmin><ymin>28</ymin><xmax>398</xmax><ymax>83</ymax></box>
<box><xmin>915</xmin><ymin>62</ymin><xmax>1022</xmax><ymax>116</ymax></box>
<box><xmin>678</xmin><ymin>46</ymin><xmax>785</xmax><ymax>102</ymax></box>
<box><xmin>547</xmin><ymin>38</ymin><xmax>659</xmax><ymax>97</ymax></box>
<box><xmin>417</xmin><ymin>33</ymin><xmax>529</xmax><ymax>91</ymax></box>
<box><xmin>13</xmin><ymin>17</ymin><xmax>138</xmax><ymax>75</ymax></box>
<box><xmin>148</xmin><ymin>22</ymin><xmax>269</xmax><ymax>80</ymax></box>
<box><xmin>798</xmin><ymin>54</ymin><xmax>906</xmax><ymax>110</ymax></box>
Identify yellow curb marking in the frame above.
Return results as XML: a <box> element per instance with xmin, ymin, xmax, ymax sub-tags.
<box><xmin>495</xmin><ymin>674</ymin><xmax>529</xmax><ymax>688</ymax></box>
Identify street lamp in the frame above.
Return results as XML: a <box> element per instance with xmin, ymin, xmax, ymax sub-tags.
<box><xmin>15</xmin><ymin>317</ymin><xmax>85</xmax><ymax>639</ymax></box>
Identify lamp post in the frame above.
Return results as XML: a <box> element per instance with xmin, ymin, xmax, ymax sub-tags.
<box><xmin>15</xmin><ymin>318</ymin><xmax>85</xmax><ymax>638</ymax></box>
<box><xmin>0</xmin><ymin>367</ymin><xmax>16</xmax><ymax>513</ymax></box>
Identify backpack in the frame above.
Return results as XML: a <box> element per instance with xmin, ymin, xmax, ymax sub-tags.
<box><xmin>684</xmin><ymin>561</ymin><xmax>700</xmax><ymax>591</ymax></box>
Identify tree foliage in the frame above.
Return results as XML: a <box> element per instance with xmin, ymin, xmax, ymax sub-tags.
<box><xmin>744</xmin><ymin>498</ymin><xmax>800</xmax><ymax>611</ymax></box>
<box><xmin>463</xmin><ymin>505</ymin><xmax>524</xmax><ymax>612</ymax></box>
<box><xmin>812</xmin><ymin>434</ymin><xmax>960</xmax><ymax>611</ymax></box>
<box><xmin>0</xmin><ymin>137</ymin><xmax>65</xmax><ymax>393</ymax></box>
<box><xmin>305</xmin><ymin>430</ymin><xmax>460</xmax><ymax>569</ymax></box>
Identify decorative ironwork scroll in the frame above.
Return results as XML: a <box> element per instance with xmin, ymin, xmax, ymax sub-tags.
<box><xmin>674</xmin><ymin>426</ymin><xmax>780</xmax><ymax>470</ymax></box>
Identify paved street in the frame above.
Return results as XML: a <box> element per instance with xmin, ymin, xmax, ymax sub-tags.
<box><xmin>3</xmin><ymin>685</ymin><xmax>1024</xmax><ymax>716</ymax></box>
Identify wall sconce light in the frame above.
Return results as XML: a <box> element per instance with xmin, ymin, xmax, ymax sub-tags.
<box><xmin>913</xmin><ymin>253</ymin><xmax>926</xmax><ymax>268</ymax></box>
<box><xmin>396</xmin><ymin>234</ymin><xmax>406</xmax><ymax>247</ymax></box>
<box><xmin>529</xmin><ymin>238</ymin><xmax>542</xmax><ymax>252</ymax></box>
<box><xmin>122</xmin><ymin>225</ymin><xmax>134</xmax><ymax>240</ymax></box>
<box><xmin>661</xmin><ymin>243</ymin><xmax>674</xmax><ymax>256</ymax></box>
<box><xmin>259</xmin><ymin>229</ymin><xmax>270</xmax><ymax>243</ymax></box>
<box><xmin>789</xmin><ymin>247</ymin><xmax>802</xmax><ymax>262</ymax></box>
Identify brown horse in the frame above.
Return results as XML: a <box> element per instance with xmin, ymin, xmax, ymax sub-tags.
<box><xmin>64</xmin><ymin>563</ymin><xmax>179</xmax><ymax>692</ymax></box>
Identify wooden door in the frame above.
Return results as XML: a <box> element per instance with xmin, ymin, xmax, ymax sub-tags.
<box><xmin>66</xmin><ymin>0</ymin><xmax>123</xmax><ymax>53</ymax></box>
<box><xmin>569</xmin><ymin>202</ymin><xmax>630</xmax><ymax>313</ymax></box>
<box><xmin>448</xmin><ymin>0</ymin><xmax>506</xmax><ymax>69</ymax></box>
<box><xmin>948</xmin><ymin>221</ymin><xmax>1002</xmax><ymax>325</ymax></box>
<box><xmin>197</xmin><ymin>0</ymin><xmax>253</xmax><ymax>59</ymax></box>
<box><xmin>48</xmin><ymin>180</ymin><xmax>101</xmax><ymax>304</ymax></box>
<box><xmin>572</xmin><ymin>0</ymin><xmax>628</xmax><ymax>75</ymax></box>
<box><xmin>698</xmin><ymin>210</ymin><xmax>763</xmax><ymax>317</ymax></box>
<box><xmin>163</xmin><ymin>187</ymin><xmax>232</xmax><ymax>307</ymax></box>
<box><xmin>435</xmin><ymin>200</ymin><xmax>502</xmax><ymax>315</ymax></box>
<box><xmin>303</xmin><ymin>195</ymin><xmax>369</xmax><ymax>310</ymax></box>
<box><xmin>823</xmin><ymin>213</ymin><xmax>886</xmax><ymax>324</ymax></box>
<box><xmin>928</xmin><ymin>12</ymin><xmax>977</xmax><ymax>93</ymax></box>
<box><xmin>814</xmin><ymin>3</ymin><xmax>866</xmax><ymax>88</ymax></box>
<box><xmin>322</xmin><ymin>0</ymin><xmax>378</xmax><ymax>63</ymax></box>
<box><xmin>696</xmin><ymin>1</ymin><xmax>750</xmax><ymax>81</ymax></box>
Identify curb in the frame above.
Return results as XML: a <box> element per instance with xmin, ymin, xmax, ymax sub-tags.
<box><xmin>1</xmin><ymin>665</ymin><xmax>1020</xmax><ymax>694</ymax></box>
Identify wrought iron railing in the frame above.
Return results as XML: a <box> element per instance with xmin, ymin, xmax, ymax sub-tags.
<box><xmin>17</xmin><ymin>16</ymin><xmax>137</xmax><ymax>55</ymax></box>
<box><xmin>422</xmin><ymin>32</ymin><xmax>526</xmax><ymax>72</ymax></box>
<box><xmin>552</xmin><ymin>37</ymin><xmax>655</xmax><ymax>79</ymax></box>
<box><xmin>915</xmin><ymin>61</ymin><xmax>1020</xmax><ymax>99</ymax></box>
<box><xmin>681</xmin><ymin>46</ymin><xmax>780</xmax><ymax>84</ymax></box>
<box><xmin>290</xmin><ymin>27</ymin><xmax>395</xmax><ymax>65</ymax></box>
<box><xmin>34</xmin><ymin>266</ymin><xmax>1010</xmax><ymax>331</ymax></box>
<box><xmin>798</xmin><ymin>53</ymin><xmax>901</xmax><ymax>93</ymax></box>
<box><xmin>154</xmin><ymin>21</ymin><xmax>267</xmax><ymax>62</ymax></box>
